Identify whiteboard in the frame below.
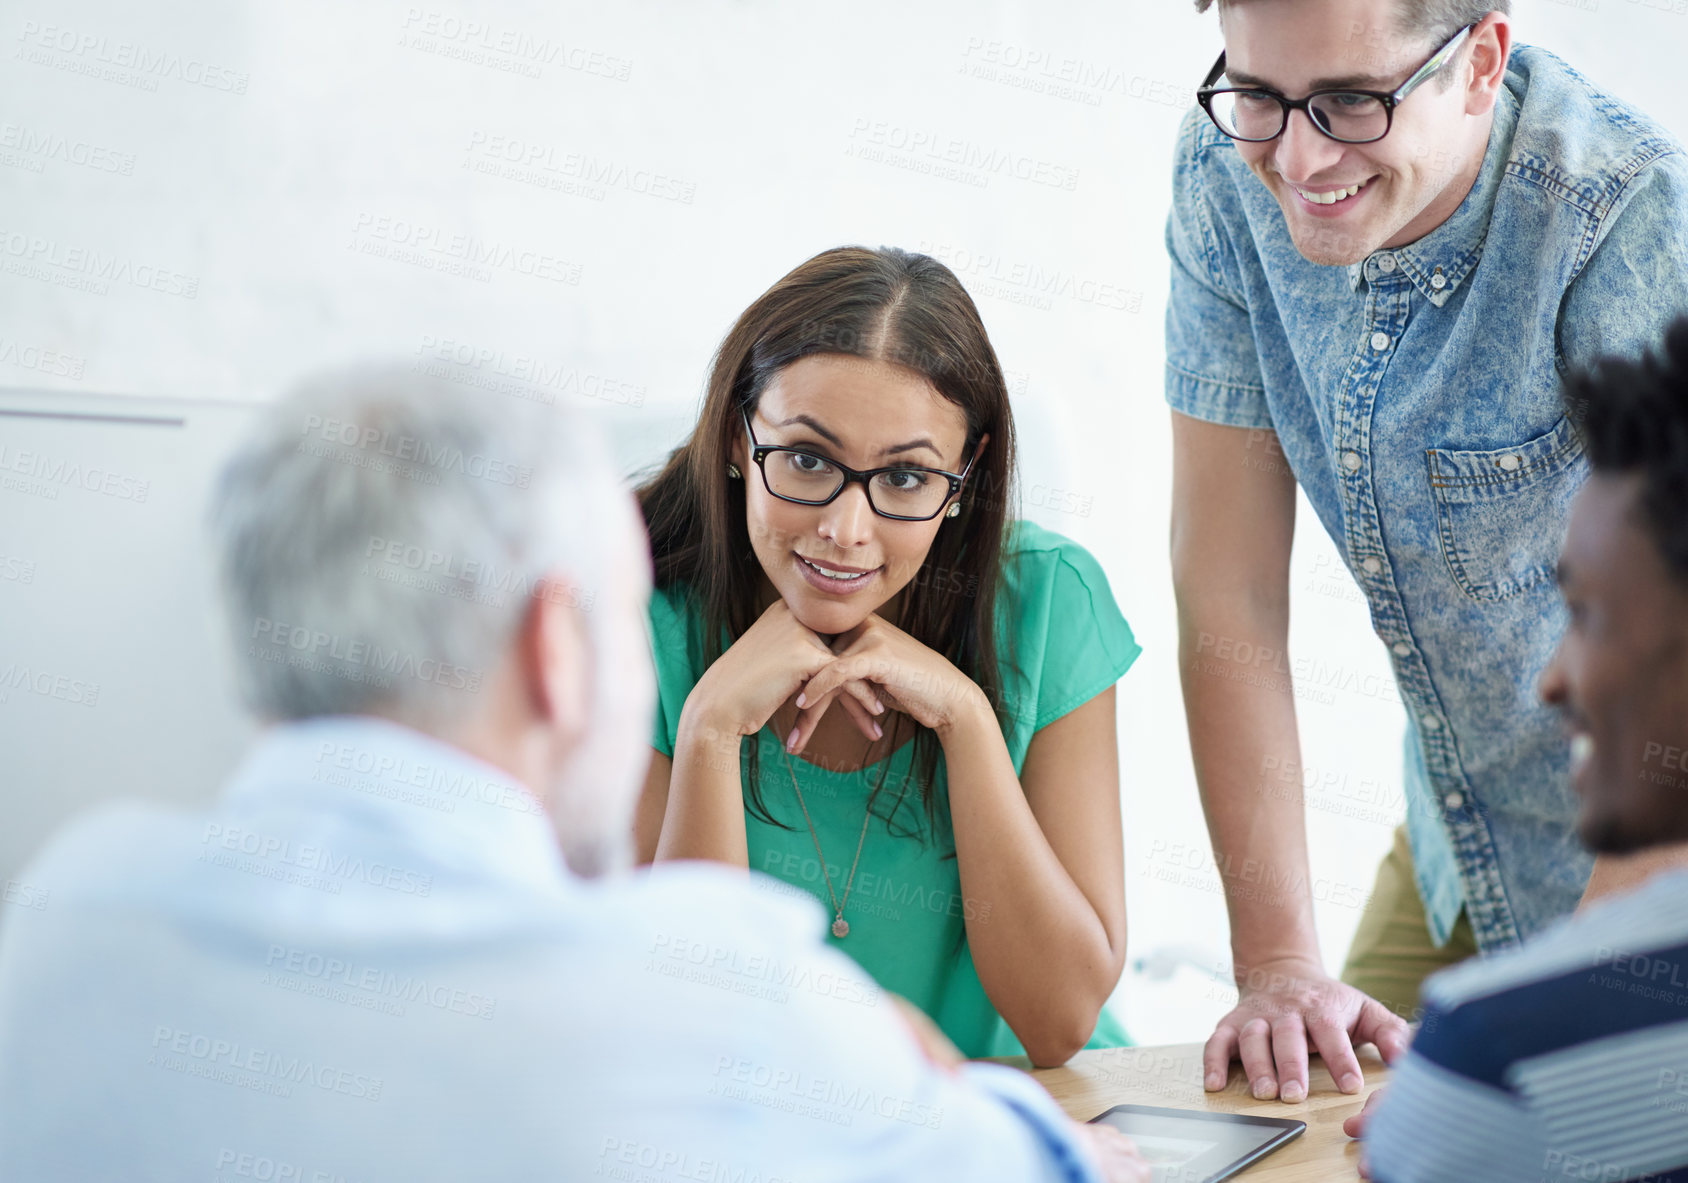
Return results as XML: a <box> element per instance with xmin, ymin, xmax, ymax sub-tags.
<box><xmin>0</xmin><ymin>390</ymin><xmax>258</xmax><ymax>885</ymax></box>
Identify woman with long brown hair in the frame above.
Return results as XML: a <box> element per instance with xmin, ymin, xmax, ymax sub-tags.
<box><xmin>634</xmin><ymin>245</ymin><xmax>1140</xmax><ymax>1066</ymax></box>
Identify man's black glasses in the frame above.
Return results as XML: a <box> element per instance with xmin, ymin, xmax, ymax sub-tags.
<box><xmin>1197</xmin><ymin>23</ymin><xmax>1474</xmax><ymax>145</ymax></box>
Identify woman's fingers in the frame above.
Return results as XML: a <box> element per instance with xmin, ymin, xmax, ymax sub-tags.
<box><xmin>836</xmin><ymin>689</ymin><xmax>883</xmax><ymax>743</ymax></box>
<box><xmin>788</xmin><ymin>679</ymin><xmax>885</xmax><ymax>754</ymax></box>
<box><xmin>789</xmin><ymin>658</ymin><xmax>885</xmax><ymax>754</ymax></box>
<box><xmin>787</xmin><ymin>687</ymin><xmax>840</xmax><ymax>753</ymax></box>
<box><xmin>839</xmin><ymin>677</ymin><xmax>885</xmax><ymax>723</ymax></box>
<box><xmin>796</xmin><ymin>660</ymin><xmax>884</xmax><ymax>716</ymax></box>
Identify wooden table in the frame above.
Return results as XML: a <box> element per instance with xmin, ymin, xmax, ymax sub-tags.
<box><xmin>991</xmin><ymin>1043</ymin><xmax>1387</xmax><ymax>1182</ymax></box>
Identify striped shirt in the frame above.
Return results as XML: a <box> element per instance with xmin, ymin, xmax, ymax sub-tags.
<box><xmin>1367</xmin><ymin>870</ymin><xmax>1688</xmax><ymax>1183</ymax></box>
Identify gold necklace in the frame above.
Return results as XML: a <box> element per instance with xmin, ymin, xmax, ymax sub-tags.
<box><xmin>778</xmin><ymin>724</ymin><xmax>888</xmax><ymax>939</ymax></box>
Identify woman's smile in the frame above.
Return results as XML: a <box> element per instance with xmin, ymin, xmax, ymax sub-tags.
<box><xmin>795</xmin><ymin>551</ymin><xmax>883</xmax><ymax>595</ymax></box>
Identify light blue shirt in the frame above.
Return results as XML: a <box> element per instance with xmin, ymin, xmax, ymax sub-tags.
<box><xmin>0</xmin><ymin>716</ymin><xmax>1098</xmax><ymax>1182</ymax></box>
<box><xmin>1165</xmin><ymin>46</ymin><xmax>1688</xmax><ymax>951</ymax></box>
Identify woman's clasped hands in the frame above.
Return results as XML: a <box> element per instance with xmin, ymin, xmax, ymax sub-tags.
<box><xmin>689</xmin><ymin>598</ymin><xmax>984</xmax><ymax>757</ymax></box>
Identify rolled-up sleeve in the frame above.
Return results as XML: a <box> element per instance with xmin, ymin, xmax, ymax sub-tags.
<box><xmin>1164</xmin><ymin>108</ymin><xmax>1273</xmax><ymax>431</ymax></box>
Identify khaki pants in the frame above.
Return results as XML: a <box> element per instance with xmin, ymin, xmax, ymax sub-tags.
<box><xmin>1340</xmin><ymin>824</ymin><xmax>1479</xmax><ymax>1020</ymax></box>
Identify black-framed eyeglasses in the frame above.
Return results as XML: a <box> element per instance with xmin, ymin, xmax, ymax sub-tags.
<box><xmin>1197</xmin><ymin>23</ymin><xmax>1474</xmax><ymax>144</ymax></box>
<box><xmin>739</xmin><ymin>408</ymin><xmax>978</xmax><ymax>522</ymax></box>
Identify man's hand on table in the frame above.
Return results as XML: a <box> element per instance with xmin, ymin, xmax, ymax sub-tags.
<box><xmin>1202</xmin><ymin>957</ymin><xmax>1410</xmax><ymax>1102</ymax></box>
<box><xmin>1072</xmin><ymin>1123</ymin><xmax>1152</xmax><ymax>1183</ymax></box>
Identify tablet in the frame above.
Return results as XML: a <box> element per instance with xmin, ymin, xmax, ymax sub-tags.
<box><xmin>1087</xmin><ymin>1104</ymin><xmax>1306</xmax><ymax>1183</ymax></box>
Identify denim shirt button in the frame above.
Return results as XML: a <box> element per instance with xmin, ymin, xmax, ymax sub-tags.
<box><xmin>1444</xmin><ymin>791</ymin><xmax>1464</xmax><ymax>810</ymax></box>
<box><xmin>1362</xmin><ymin>556</ymin><xmax>1383</xmax><ymax>575</ymax></box>
<box><xmin>1391</xmin><ymin>641</ymin><xmax>1412</xmax><ymax>657</ymax></box>
<box><xmin>1341</xmin><ymin>450</ymin><xmax>1362</xmax><ymax>471</ymax></box>
<box><xmin>1430</xmin><ymin>272</ymin><xmax>1448</xmax><ymax>290</ymax></box>
<box><xmin>1497</xmin><ymin>454</ymin><xmax>1522</xmax><ymax>471</ymax></box>
<box><xmin>1378</xmin><ymin>254</ymin><xmax>1397</xmax><ymax>273</ymax></box>
<box><xmin>1370</xmin><ymin>331</ymin><xmax>1391</xmax><ymax>351</ymax></box>
<box><xmin>1422</xmin><ymin>714</ymin><xmax>1442</xmax><ymax>730</ymax></box>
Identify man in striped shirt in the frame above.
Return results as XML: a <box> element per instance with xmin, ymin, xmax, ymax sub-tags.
<box><xmin>1354</xmin><ymin>320</ymin><xmax>1688</xmax><ymax>1181</ymax></box>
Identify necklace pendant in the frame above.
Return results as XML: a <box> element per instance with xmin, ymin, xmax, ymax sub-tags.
<box><xmin>831</xmin><ymin>916</ymin><xmax>850</xmax><ymax>939</ymax></box>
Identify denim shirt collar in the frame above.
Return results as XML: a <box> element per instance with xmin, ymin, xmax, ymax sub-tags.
<box><xmin>1348</xmin><ymin>82</ymin><xmax>1521</xmax><ymax>307</ymax></box>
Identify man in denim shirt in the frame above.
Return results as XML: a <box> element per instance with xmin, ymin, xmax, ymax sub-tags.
<box><xmin>1165</xmin><ymin>0</ymin><xmax>1688</xmax><ymax>1105</ymax></box>
<box><xmin>1347</xmin><ymin>321</ymin><xmax>1688</xmax><ymax>1183</ymax></box>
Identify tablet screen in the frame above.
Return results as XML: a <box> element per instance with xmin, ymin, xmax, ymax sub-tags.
<box><xmin>1088</xmin><ymin>1104</ymin><xmax>1305</xmax><ymax>1183</ymax></box>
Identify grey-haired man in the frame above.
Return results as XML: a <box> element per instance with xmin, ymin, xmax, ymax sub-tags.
<box><xmin>0</xmin><ymin>368</ymin><xmax>1146</xmax><ymax>1182</ymax></box>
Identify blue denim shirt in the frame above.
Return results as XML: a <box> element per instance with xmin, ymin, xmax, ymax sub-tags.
<box><xmin>1165</xmin><ymin>46</ymin><xmax>1688</xmax><ymax>952</ymax></box>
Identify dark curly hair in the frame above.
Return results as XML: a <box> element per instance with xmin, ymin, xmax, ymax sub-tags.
<box><xmin>1563</xmin><ymin>316</ymin><xmax>1688</xmax><ymax>586</ymax></box>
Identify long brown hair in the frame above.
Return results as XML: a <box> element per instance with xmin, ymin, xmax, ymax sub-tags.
<box><xmin>636</xmin><ymin>245</ymin><xmax>1019</xmax><ymax>836</ymax></box>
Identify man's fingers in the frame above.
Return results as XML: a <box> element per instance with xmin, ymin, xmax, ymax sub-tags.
<box><xmin>1202</xmin><ymin>1023</ymin><xmax>1240</xmax><ymax>1091</ymax></box>
<box><xmin>1074</xmin><ymin>1125</ymin><xmax>1152</xmax><ymax>1183</ymax></box>
<box><xmin>1269</xmin><ymin>1014</ymin><xmax>1310</xmax><ymax>1102</ymax></box>
<box><xmin>1353</xmin><ymin>997</ymin><xmax>1413</xmax><ymax>1064</ymax></box>
<box><xmin>1342</xmin><ymin>1088</ymin><xmax>1386</xmax><ymax>1140</ymax></box>
<box><xmin>1307</xmin><ymin>1012</ymin><xmax>1363</xmax><ymax>1095</ymax></box>
<box><xmin>1238</xmin><ymin>1018</ymin><xmax>1278</xmax><ymax>1099</ymax></box>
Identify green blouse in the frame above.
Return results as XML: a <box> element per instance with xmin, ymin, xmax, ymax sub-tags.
<box><xmin>647</xmin><ymin>519</ymin><xmax>1142</xmax><ymax>1058</ymax></box>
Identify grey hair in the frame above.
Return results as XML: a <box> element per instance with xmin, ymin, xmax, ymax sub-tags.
<box><xmin>1193</xmin><ymin>0</ymin><xmax>1509</xmax><ymax>38</ymax></box>
<box><xmin>211</xmin><ymin>364</ymin><xmax>622</xmax><ymax>728</ymax></box>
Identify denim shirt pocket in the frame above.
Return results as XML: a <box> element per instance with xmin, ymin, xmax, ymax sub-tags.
<box><xmin>1425</xmin><ymin>415</ymin><xmax>1586</xmax><ymax>603</ymax></box>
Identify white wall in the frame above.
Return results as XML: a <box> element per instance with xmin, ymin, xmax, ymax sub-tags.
<box><xmin>1</xmin><ymin>0</ymin><xmax>1681</xmax><ymax>1045</ymax></box>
